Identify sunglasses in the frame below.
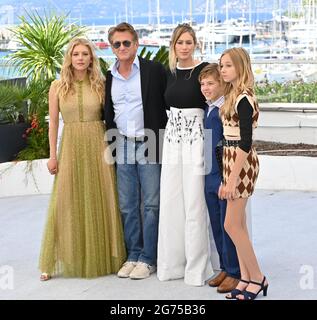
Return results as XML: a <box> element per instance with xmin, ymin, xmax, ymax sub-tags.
<box><xmin>112</xmin><ymin>40</ymin><xmax>132</xmax><ymax>49</ymax></box>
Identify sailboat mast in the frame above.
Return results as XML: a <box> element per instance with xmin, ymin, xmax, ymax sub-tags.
<box><xmin>226</xmin><ymin>0</ymin><xmax>229</xmax><ymax>48</ymax></box>
<box><xmin>212</xmin><ymin>0</ymin><xmax>215</xmax><ymax>56</ymax></box>
<box><xmin>148</xmin><ymin>0</ymin><xmax>152</xmax><ymax>25</ymax></box>
<box><xmin>125</xmin><ymin>0</ymin><xmax>128</xmax><ymax>22</ymax></box>
<box><xmin>130</xmin><ymin>0</ymin><xmax>133</xmax><ymax>24</ymax></box>
<box><xmin>249</xmin><ymin>0</ymin><xmax>253</xmax><ymax>53</ymax></box>
<box><xmin>203</xmin><ymin>0</ymin><xmax>210</xmax><ymax>55</ymax></box>
<box><xmin>157</xmin><ymin>0</ymin><xmax>160</xmax><ymax>40</ymax></box>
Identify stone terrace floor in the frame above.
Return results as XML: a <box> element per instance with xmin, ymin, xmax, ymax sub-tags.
<box><xmin>0</xmin><ymin>189</ymin><xmax>317</xmax><ymax>300</ymax></box>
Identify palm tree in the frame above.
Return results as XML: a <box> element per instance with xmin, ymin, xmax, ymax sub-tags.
<box><xmin>6</xmin><ymin>11</ymin><xmax>87</xmax><ymax>160</ymax></box>
<box><xmin>139</xmin><ymin>45</ymin><xmax>169</xmax><ymax>68</ymax></box>
<box><xmin>9</xmin><ymin>11</ymin><xmax>86</xmax><ymax>82</ymax></box>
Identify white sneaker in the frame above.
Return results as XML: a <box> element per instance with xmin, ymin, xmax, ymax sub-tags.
<box><xmin>129</xmin><ymin>262</ymin><xmax>156</xmax><ymax>280</ymax></box>
<box><xmin>117</xmin><ymin>261</ymin><xmax>137</xmax><ymax>278</ymax></box>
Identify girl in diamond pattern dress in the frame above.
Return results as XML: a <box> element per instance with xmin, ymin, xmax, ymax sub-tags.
<box><xmin>218</xmin><ymin>47</ymin><xmax>268</xmax><ymax>300</ymax></box>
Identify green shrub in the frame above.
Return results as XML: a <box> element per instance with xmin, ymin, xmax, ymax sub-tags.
<box><xmin>255</xmin><ymin>81</ymin><xmax>317</xmax><ymax>103</ymax></box>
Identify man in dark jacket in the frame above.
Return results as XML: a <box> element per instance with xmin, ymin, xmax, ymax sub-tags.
<box><xmin>104</xmin><ymin>22</ymin><xmax>167</xmax><ymax>280</ymax></box>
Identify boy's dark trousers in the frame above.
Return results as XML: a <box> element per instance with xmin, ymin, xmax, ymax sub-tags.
<box><xmin>204</xmin><ymin>106</ymin><xmax>240</xmax><ymax>279</ymax></box>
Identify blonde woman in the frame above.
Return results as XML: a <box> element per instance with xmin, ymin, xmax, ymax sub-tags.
<box><xmin>39</xmin><ymin>38</ymin><xmax>126</xmax><ymax>280</ymax></box>
<box><xmin>218</xmin><ymin>47</ymin><xmax>268</xmax><ymax>300</ymax></box>
<box><xmin>157</xmin><ymin>23</ymin><xmax>213</xmax><ymax>286</ymax></box>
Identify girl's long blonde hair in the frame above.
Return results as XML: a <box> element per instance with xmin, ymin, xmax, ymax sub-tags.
<box><xmin>220</xmin><ymin>47</ymin><xmax>255</xmax><ymax>117</ymax></box>
<box><xmin>57</xmin><ymin>38</ymin><xmax>105</xmax><ymax>103</ymax></box>
<box><xmin>169</xmin><ymin>23</ymin><xmax>197</xmax><ymax>74</ymax></box>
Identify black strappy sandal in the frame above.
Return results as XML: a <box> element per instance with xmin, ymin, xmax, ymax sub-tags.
<box><xmin>238</xmin><ymin>276</ymin><xmax>268</xmax><ymax>300</ymax></box>
<box><xmin>225</xmin><ymin>279</ymin><xmax>249</xmax><ymax>300</ymax></box>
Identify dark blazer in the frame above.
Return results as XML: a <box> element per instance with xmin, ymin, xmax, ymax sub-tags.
<box><xmin>204</xmin><ymin>105</ymin><xmax>223</xmax><ymax>192</ymax></box>
<box><xmin>104</xmin><ymin>56</ymin><xmax>168</xmax><ymax>163</ymax></box>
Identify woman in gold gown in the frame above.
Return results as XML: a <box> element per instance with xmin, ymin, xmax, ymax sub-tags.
<box><xmin>39</xmin><ymin>38</ymin><xmax>126</xmax><ymax>280</ymax></box>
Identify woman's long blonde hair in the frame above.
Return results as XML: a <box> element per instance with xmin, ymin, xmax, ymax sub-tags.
<box><xmin>57</xmin><ymin>38</ymin><xmax>105</xmax><ymax>103</ymax></box>
<box><xmin>169</xmin><ymin>23</ymin><xmax>197</xmax><ymax>74</ymax></box>
<box><xmin>220</xmin><ymin>47</ymin><xmax>255</xmax><ymax>117</ymax></box>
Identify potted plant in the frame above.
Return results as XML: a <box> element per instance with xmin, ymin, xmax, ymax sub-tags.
<box><xmin>15</xmin><ymin>80</ymin><xmax>51</xmax><ymax>161</ymax></box>
<box><xmin>5</xmin><ymin>11</ymin><xmax>86</xmax><ymax>162</ymax></box>
<box><xmin>0</xmin><ymin>80</ymin><xmax>29</xmax><ymax>163</ymax></box>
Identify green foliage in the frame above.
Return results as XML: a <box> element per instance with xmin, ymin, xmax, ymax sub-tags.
<box><xmin>0</xmin><ymin>83</ymin><xmax>28</xmax><ymax>124</ymax></box>
<box><xmin>255</xmin><ymin>81</ymin><xmax>317</xmax><ymax>103</ymax></box>
<box><xmin>16</xmin><ymin>79</ymin><xmax>51</xmax><ymax>160</ymax></box>
<box><xmin>17</xmin><ymin>113</ymin><xmax>49</xmax><ymax>161</ymax></box>
<box><xmin>0</xmin><ymin>79</ymin><xmax>51</xmax><ymax>160</ymax></box>
<box><xmin>6</xmin><ymin>10</ymin><xmax>86</xmax><ymax>160</ymax></box>
<box><xmin>99</xmin><ymin>57</ymin><xmax>110</xmax><ymax>77</ymax></box>
<box><xmin>9</xmin><ymin>10</ymin><xmax>86</xmax><ymax>81</ymax></box>
<box><xmin>24</xmin><ymin>79</ymin><xmax>51</xmax><ymax>116</ymax></box>
<box><xmin>152</xmin><ymin>46</ymin><xmax>169</xmax><ymax>67</ymax></box>
<box><xmin>139</xmin><ymin>46</ymin><xmax>169</xmax><ymax>68</ymax></box>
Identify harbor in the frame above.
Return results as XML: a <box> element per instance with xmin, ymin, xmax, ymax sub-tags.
<box><xmin>1</xmin><ymin>1</ymin><xmax>317</xmax><ymax>82</ymax></box>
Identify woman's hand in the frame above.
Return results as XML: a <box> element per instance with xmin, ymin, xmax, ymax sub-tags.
<box><xmin>47</xmin><ymin>158</ymin><xmax>58</xmax><ymax>175</ymax></box>
<box><xmin>219</xmin><ymin>175</ymin><xmax>238</xmax><ymax>200</ymax></box>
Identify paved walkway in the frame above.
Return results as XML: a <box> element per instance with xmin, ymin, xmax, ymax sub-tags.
<box><xmin>0</xmin><ymin>190</ymin><xmax>317</xmax><ymax>300</ymax></box>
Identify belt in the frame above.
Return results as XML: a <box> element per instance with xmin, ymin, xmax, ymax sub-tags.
<box><xmin>222</xmin><ymin>139</ymin><xmax>240</xmax><ymax>147</ymax></box>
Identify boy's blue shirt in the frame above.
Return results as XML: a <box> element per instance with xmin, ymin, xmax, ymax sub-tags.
<box><xmin>204</xmin><ymin>97</ymin><xmax>224</xmax><ymax>192</ymax></box>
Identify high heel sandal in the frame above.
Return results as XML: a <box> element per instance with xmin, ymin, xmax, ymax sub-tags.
<box><xmin>238</xmin><ymin>276</ymin><xmax>268</xmax><ymax>300</ymax></box>
<box><xmin>40</xmin><ymin>273</ymin><xmax>51</xmax><ymax>281</ymax></box>
<box><xmin>225</xmin><ymin>279</ymin><xmax>249</xmax><ymax>300</ymax></box>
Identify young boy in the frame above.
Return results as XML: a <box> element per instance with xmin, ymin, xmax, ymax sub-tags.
<box><xmin>199</xmin><ymin>63</ymin><xmax>240</xmax><ymax>293</ymax></box>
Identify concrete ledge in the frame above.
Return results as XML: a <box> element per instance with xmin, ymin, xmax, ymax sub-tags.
<box><xmin>260</xmin><ymin>103</ymin><xmax>317</xmax><ymax>112</ymax></box>
<box><xmin>0</xmin><ymin>155</ymin><xmax>316</xmax><ymax>198</ymax></box>
<box><xmin>256</xmin><ymin>155</ymin><xmax>317</xmax><ymax>191</ymax></box>
<box><xmin>256</xmin><ymin>103</ymin><xmax>317</xmax><ymax>144</ymax></box>
<box><xmin>0</xmin><ymin>159</ymin><xmax>54</xmax><ymax>197</ymax></box>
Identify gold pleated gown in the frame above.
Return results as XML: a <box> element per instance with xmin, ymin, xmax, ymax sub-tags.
<box><xmin>39</xmin><ymin>79</ymin><xmax>126</xmax><ymax>278</ymax></box>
